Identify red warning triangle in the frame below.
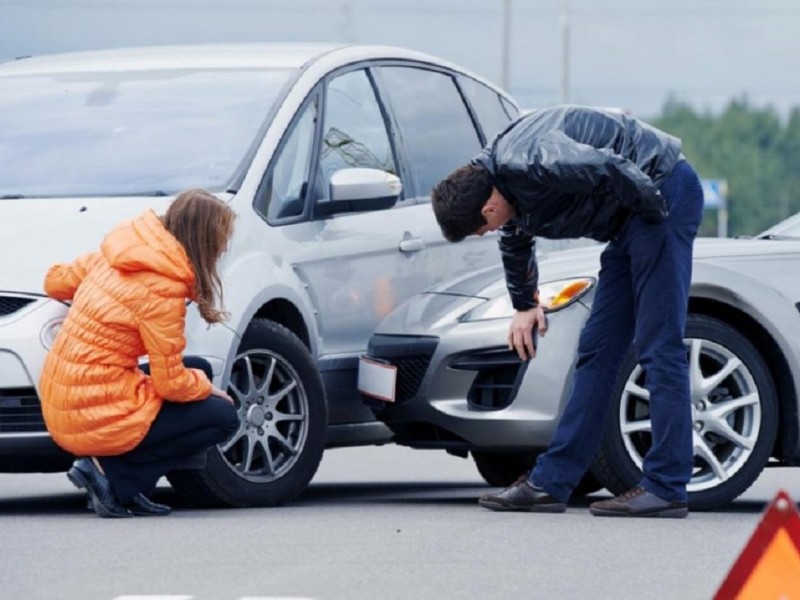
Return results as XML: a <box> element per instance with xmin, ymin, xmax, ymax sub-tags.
<box><xmin>714</xmin><ymin>489</ymin><xmax>800</xmax><ymax>600</ymax></box>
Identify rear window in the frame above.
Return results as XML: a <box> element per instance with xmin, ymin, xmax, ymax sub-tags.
<box><xmin>0</xmin><ymin>68</ymin><xmax>293</xmax><ymax>198</ymax></box>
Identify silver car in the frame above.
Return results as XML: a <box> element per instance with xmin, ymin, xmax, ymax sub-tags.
<box><xmin>360</xmin><ymin>216</ymin><xmax>800</xmax><ymax>509</ymax></box>
<box><xmin>0</xmin><ymin>43</ymin><xmax>543</xmax><ymax>507</ymax></box>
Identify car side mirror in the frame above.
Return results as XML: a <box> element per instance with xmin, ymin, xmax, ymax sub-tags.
<box><xmin>317</xmin><ymin>168</ymin><xmax>402</xmax><ymax>216</ymax></box>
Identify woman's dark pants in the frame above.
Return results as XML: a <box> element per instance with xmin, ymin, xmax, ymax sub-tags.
<box><xmin>98</xmin><ymin>357</ymin><xmax>239</xmax><ymax>503</ymax></box>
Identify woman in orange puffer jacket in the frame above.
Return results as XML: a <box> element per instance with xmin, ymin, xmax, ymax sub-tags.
<box><xmin>39</xmin><ymin>189</ymin><xmax>239</xmax><ymax>518</ymax></box>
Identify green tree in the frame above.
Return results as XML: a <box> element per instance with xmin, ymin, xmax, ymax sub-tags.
<box><xmin>652</xmin><ymin>97</ymin><xmax>800</xmax><ymax>237</ymax></box>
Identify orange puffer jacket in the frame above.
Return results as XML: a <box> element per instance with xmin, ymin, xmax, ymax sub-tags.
<box><xmin>39</xmin><ymin>210</ymin><xmax>213</xmax><ymax>456</ymax></box>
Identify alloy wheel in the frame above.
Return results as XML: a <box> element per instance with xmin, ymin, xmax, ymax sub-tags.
<box><xmin>220</xmin><ymin>349</ymin><xmax>309</xmax><ymax>483</ymax></box>
<box><xmin>620</xmin><ymin>338</ymin><xmax>761</xmax><ymax>492</ymax></box>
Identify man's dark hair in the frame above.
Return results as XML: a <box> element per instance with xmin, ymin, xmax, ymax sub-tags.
<box><xmin>431</xmin><ymin>164</ymin><xmax>494</xmax><ymax>242</ymax></box>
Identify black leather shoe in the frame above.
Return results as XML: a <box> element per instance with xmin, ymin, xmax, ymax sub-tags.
<box><xmin>590</xmin><ymin>486</ymin><xmax>688</xmax><ymax>518</ymax></box>
<box><xmin>479</xmin><ymin>474</ymin><xmax>567</xmax><ymax>513</ymax></box>
<box><xmin>67</xmin><ymin>458</ymin><xmax>132</xmax><ymax>519</ymax></box>
<box><xmin>125</xmin><ymin>493</ymin><xmax>172</xmax><ymax>516</ymax></box>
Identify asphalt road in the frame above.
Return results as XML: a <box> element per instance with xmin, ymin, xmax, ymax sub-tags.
<box><xmin>1</xmin><ymin>445</ymin><xmax>798</xmax><ymax>600</ymax></box>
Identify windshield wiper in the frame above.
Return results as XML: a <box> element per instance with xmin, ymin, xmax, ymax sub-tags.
<box><xmin>121</xmin><ymin>191</ymin><xmax>169</xmax><ymax>197</ymax></box>
<box><xmin>758</xmin><ymin>234</ymin><xmax>800</xmax><ymax>241</ymax></box>
<box><xmin>2</xmin><ymin>192</ymin><xmax>174</xmax><ymax>199</ymax></box>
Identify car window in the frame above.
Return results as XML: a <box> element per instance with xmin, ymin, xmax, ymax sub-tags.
<box><xmin>458</xmin><ymin>76</ymin><xmax>514</xmax><ymax>142</ymax></box>
<box><xmin>500</xmin><ymin>96</ymin><xmax>520</xmax><ymax>121</ymax></box>
<box><xmin>312</xmin><ymin>69</ymin><xmax>397</xmax><ymax>205</ymax></box>
<box><xmin>378</xmin><ymin>66</ymin><xmax>482</xmax><ymax>201</ymax></box>
<box><xmin>259</xmin><ymin>99</ymin><xmax>317</xmax><ymax>223</ymax></box>
<box><xmin>260</xmin><ymin>97</ymin><xmax>317</xmax><ymax>222</ymax></box>
<box><xmin>0</xmin><ymin>68</ymin><xmax>293</xmax><ymax>198</ymax></box>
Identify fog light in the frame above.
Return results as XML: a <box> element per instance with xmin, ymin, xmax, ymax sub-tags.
<box><xmin>40</xmin><ymin>318</ymin><xmax>64</xmax><ymax>350</ymax></box>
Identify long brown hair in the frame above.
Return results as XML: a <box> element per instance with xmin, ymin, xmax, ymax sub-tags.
<box><xmin>161</xmin><ymin>189</ymin><xmax>235</xmax><ymax>324</ymax></box>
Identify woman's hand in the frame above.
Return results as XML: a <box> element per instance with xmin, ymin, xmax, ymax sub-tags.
<box><xmin>211</xmin><ymin>385</ymin><xmax>235</xmax><ymax>405</ymax></box>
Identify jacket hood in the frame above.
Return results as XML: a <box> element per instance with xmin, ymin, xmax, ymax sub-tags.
<box><xmin>101</xmin><ymin>210</ymin><xmax>195</xmax><ymax>288</ymax></box>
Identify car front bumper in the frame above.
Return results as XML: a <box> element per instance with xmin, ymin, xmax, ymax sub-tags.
<box><xmin>363</xmin><ymin>295</ymin><xmax>591</xmax><ymax>452</ymax></box>
<box><xmin>0</xmin><ymin>295</ymin><xmax>74</xmax><ymax>471</ymax></box>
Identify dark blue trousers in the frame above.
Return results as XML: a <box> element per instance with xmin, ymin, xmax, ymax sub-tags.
<box><xmin>98</xmin><ymin>357</ymin><xmax>238</xmax><ymax>503</ymax></box>
<box><xmin>530</xmin><ymin>160</ymin><xmax>704</xmax><ymax>503</ymax></box>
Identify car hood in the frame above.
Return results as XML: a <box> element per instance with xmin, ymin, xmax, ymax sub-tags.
<box><xmin>694</xmin><ymin>235</ymin><xmax>800</xmax><ymax>258</ymax></box>
<box><xmin>429</xmin><ymin>243</ymin><xmax>606</xmax><ymax>298</ymax></box>
<box><xmin>428</xmin><ymin>235</ymin><xmax>800</xmax><ymax>300</ymax></box>
<box><xmin>0</xmin><ymin>197</ymin><xmax>174</xmax><ymax>294</ymax></box>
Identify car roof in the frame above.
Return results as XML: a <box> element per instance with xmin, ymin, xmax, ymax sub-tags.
<box><xmin>0</xmin><ymin>43</ymin><xmax>344</xmax><ymax>74</ymax></box>
<box><xmin>0</xmin><ymin>43</ymin><xmax>513</xmax><ymax>102</ymax></box>
<box><xmin>0</xmin><ymin>43</ymin><xmax>480</xmax><ymax>78</ymax></box>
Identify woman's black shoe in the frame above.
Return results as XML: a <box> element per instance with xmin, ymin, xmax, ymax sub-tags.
<box><xmin>125</xmin><ymin>493</ymin><xmax>172</xmax><ymax>516</ymax></box>
<box><xmin>67</xmin><ymin>458</ymin><xmax>132</xmax><ymax>519</ymax></box>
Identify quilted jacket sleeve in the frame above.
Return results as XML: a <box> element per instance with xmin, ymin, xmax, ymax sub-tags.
<box><xmin>531</xmin><ymin>130</ymin><xmax>667</xmax><ymax>221</ymax></box>
<box><xmin>43</xmin><ymin>252</ymin><xmax>99</xmax><ymax>301</ymax></box>
<box><xmin>498</xmin><ymin>222</ymin><xmax>539</xmax><ymax>311</ymax></box>
<box><xmin>138</xmin><ymin>297</ymin><xmax>213</xmax><ymax>402</ymax></box>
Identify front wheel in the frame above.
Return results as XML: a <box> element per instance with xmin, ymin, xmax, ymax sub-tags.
<box><xmin>591</xmin><ymin>314</ymin><xmax>778</xmax><ymax>510</ymax></box>
<box><xmin>168</xmin><ymin>319</ymin><xmax>327</xmax><ymax>507</ymax></box>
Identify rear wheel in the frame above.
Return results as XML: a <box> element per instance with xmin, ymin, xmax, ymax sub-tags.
<box><xmin>591</xmin><ymin>314</ymin><xmax>778</xmax><ymax>510</ymax></box>
<box><xmin>473</xmin><ymin>451</ymin><xmax>603</xmax><ymax>496</ymax></box>
<box><xmin>168</xmin><ymin>319</ymin><xmax>327</xmax><ymax>507</ymax></box>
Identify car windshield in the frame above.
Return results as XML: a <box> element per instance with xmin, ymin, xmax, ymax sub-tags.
<box><xmin>758</xmin><ymin>212</ymin><xmax>800</xmax><ymax>239</ymax></box>
<box><xmin>0</xmin><ymin>67</ymin><xmax>293</xmax><ymax>198</ymax></box>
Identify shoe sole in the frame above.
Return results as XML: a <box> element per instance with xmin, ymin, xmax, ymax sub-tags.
<box><xmin>130</xmin><ymin>510</ymin><xmax>171</xmax><ymax>517</ymax></box>
<box><xmin>129</xmin><ymin>507</ymin><xmax>172</xmax><ymax>517</ymax></box>
<box><xmin>589</xmin><ymin>506</ymin><xmax>688</xmax><ymax>518</ymax></box>
<box><xmin>479</xmin><ymin>499</ymin><xmax>567</xmax><ymax>513</ymax></box>
<box><xmin>67</xmin><ymin>466</ymin><xmax>132</xmax><ymax>519</ymax></box>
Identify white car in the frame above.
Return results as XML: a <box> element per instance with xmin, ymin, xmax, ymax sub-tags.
<box><xmin>0</xmin><ymin>43</ymin><xmax>555</xmax><ymax>506</ymax></box>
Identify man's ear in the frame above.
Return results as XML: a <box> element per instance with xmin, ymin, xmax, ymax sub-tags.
<box><xmin>480</xmin><ymin>194</ymin><xmax>498</xmax><ymax>218</ymax></box>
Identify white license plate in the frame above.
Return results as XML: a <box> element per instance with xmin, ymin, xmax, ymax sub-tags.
<box><xmin>358</xmin><ymin>356</ymin><xmax>397</xmax><ymax>403</ymax></box>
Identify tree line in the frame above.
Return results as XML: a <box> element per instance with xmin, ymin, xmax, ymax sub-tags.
<box><xmin>651</xmin><ymin>98</ymin><xmax>800</xmax><ymax>237</ymax></box>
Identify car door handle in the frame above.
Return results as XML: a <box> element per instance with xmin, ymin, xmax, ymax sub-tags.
<box><xmin>399</xmin><ymin>237</ymin><xmax>426</xmax><ymax>253</ymax></box>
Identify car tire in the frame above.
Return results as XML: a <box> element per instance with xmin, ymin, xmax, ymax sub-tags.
<box><xmin>473</xmin><ymin>452</ymin><xmax>535</xmax><ymax>487</ymax></box>
<box><xmin>591</xmin><ymin>314</ymin><xmax>778</xmax><ymax>511</ymax></box>
<box><xmin>473</xmin><ymin>451</ymin><xmax>603</xmax><ymax>496</ymax></box>
<box><xmin>168</xmin><ymin>319</ymin><xmax>327</xmax><ymax>507</ymax></box>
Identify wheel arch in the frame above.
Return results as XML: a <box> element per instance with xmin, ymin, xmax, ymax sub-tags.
<box><xmin>688</xmin><ymin>296</ymin><xmax>799</xmax><ymax>463</ymax></box>
<box><xmin>254</xmin><ymin>298</ymin><xmax>310</xmax><ymax>349</ymax></box>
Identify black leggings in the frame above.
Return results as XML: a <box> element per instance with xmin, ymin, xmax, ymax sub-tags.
<box><xmin>98</xmin><ymin>357</ymin><xmax>238</xmax><ymax>503</ymax></box>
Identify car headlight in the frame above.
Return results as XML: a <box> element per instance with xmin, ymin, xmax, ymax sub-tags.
<box><xmin>462</xmin><ymin>277</ymin><xmax>595</xmax><ymax>322</ymax></box>
<box><xmin>40</xmin><ymin>318</ymin><xmax>64</xmax><ymax>350</ymax></box>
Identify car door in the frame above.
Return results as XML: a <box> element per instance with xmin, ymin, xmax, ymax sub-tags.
<box><xmin>373</xmin><ymin>65</ymin><xmax>503</xmax><ymax>290</ymax></box>
<box><xmin>293</xmin><ymin>66</ymin><xmax>427</xmax><ymax>360</ymax></box>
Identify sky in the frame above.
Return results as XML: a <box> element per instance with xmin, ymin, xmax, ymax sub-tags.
<box><xmin>1</xmin><ymin>0</ymin><xmax>798</xmax><ymax>119</ymax></box>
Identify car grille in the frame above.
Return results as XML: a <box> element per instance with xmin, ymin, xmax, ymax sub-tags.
<box><xmin>451</xmin><ymin>348</ymin><xmax>528</xmax><ymax>411</ymax></box>
<box><xmin>392</xmin><ymin>355</ymin><xmax>434</xmax><ymax>403</ymax></box>
<box><xmin>467</xmin><ymin>369</ymin><xmax>520</xmax><ymax>410</ymax></box>
<box><xmin>0</xmin><ymin>296</ymin><xmax>35</xmax><ymax>317</ymax></box>
<box><xmin>364</xmin><ymin>335</ymin><xmax>439</xmax><ymax>404</ymax></box>
<box><xmin>0</xmin><ymin>388</ymin><xmax>46</xmax><ymax>433</ymax></box>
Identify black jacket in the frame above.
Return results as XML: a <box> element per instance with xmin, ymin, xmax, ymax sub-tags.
<box><xmin>472</xmin><ymin>105</ymin><xmax>683</xmax><ymax>311</ymax></box>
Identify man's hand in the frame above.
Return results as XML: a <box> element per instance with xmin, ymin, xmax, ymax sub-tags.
<box><xmin>211</xmin><ymin>384</ymin><xmax>235</xmax><ymax>405</ymax></box>
<box><xmin>508</xmin><ymin>306</ymin><xmax>548</xmax><ymax>361</ymax></box>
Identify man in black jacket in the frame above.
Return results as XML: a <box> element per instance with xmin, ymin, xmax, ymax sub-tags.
<box><xmin>432</xmin><ymin>106</ymin><xmax>704</xmax><ymax>518</ymax></box>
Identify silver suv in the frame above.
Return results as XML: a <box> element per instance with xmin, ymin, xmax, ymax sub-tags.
<box><xmin>0</xmin><ymin>43</ymin><xmax>533</xmax><ymax>506</ymax></box>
